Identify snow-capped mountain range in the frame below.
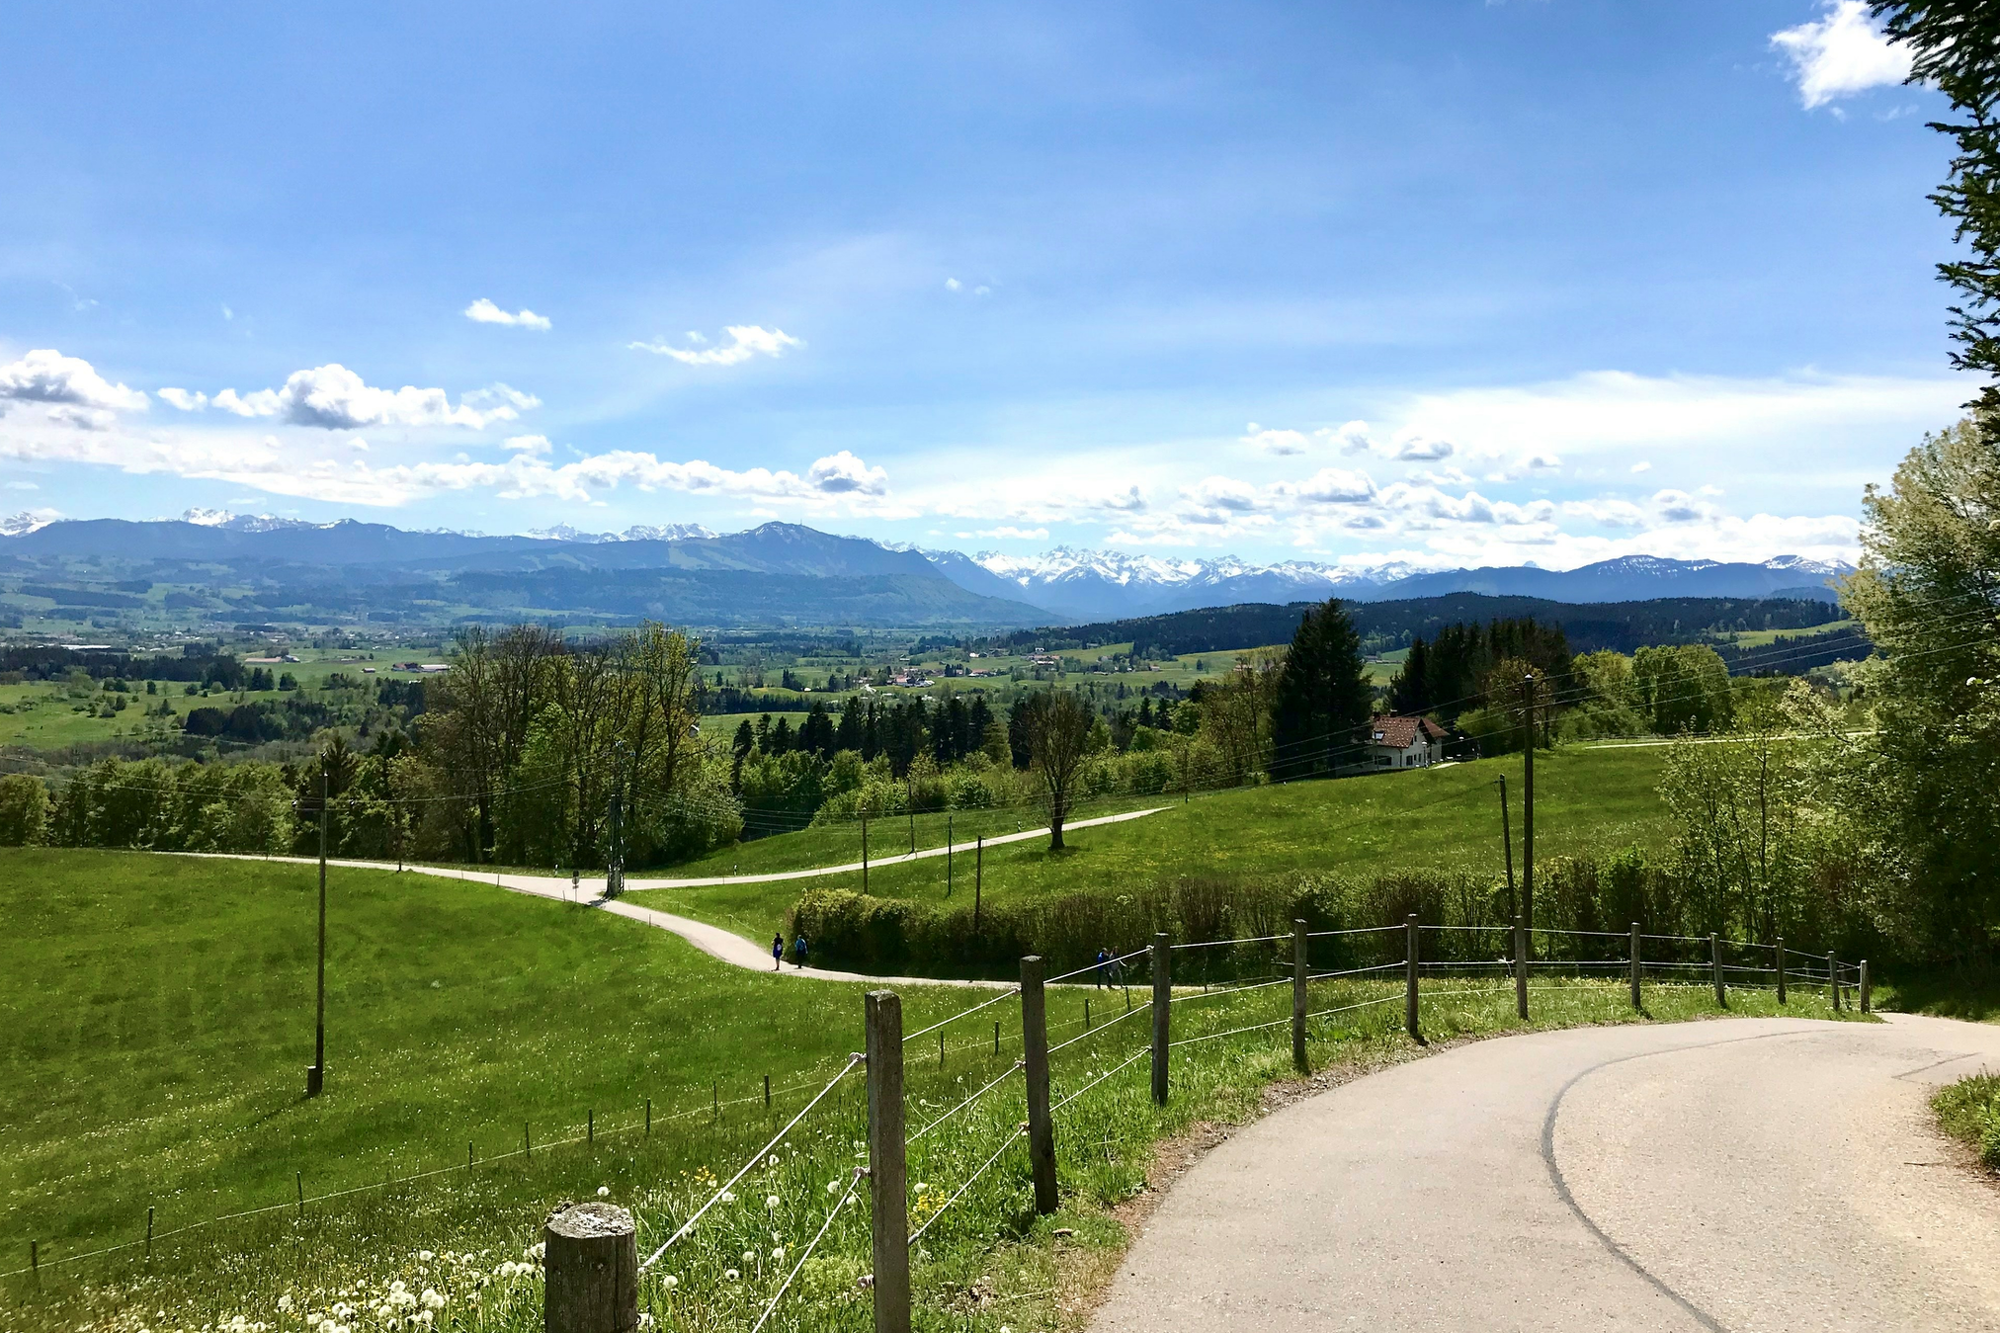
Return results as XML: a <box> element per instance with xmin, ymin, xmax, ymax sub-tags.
<box><xmin>0</xmin><ymin>510</ymin><xmax>1854</xmax><ymax>618</ymax></box>
<box><xmin>924</xmin><ymin>545</ymin><xmax>1852</xmax><ymax>617</ymax></box>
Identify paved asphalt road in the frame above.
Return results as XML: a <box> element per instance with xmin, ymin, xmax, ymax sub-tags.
<box><xmin>1091</xmin><ymin>1014</ymin><xmax>2000</xmax><ymax>1333</ymax></box>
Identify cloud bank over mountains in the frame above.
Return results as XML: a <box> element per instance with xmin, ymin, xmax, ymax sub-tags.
<box><xmin>0</xmin><ymin>343</ymin><xmax>1956</xmax><ymax>571</ymax></box>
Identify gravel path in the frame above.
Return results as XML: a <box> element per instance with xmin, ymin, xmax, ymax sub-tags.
<box><xmin>1091</xmin><ymin>1013</ymin><xmax>2000</xmax><ymax>1333</ymax></box>
<box><xmin>177</xmin><ymin>804</ymin><xmax>1163</xmax><ymax>985</ymax></box>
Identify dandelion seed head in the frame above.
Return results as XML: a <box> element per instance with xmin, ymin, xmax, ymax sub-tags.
<box><xmin>724</xmin><ymin>1268</ymin><xmax>740</xmax><ymax>1282</ymax></box>
<box><xmin>597</xmin><ymin>1186</ymin><xmax>610</xmax><ymax>1198</ymax></box>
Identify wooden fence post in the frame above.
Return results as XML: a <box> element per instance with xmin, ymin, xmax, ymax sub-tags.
<box><xmin>1513</xmin><ymin>915</ymin><xmax>1529</xmax><ymax>1021</ymax></box>
<box><xmin>146</xmin><ymin>1205</ymin><xmax>154</xmax><ymax>1258</ymax></box>
<box><xmin>1629</xmin><ymin>922</ymin><xmax>1641</xmax><ymax>1011</ymax></box>
<box><xmin>1405</xmin><ymin>914</ymin><xmax>1421</xmax><ymax>1043</ymax></box>
<box><xmin>1020</xmin><ymin>957</ymin><xmax>1058</xmax><ymax>1215</ymax></box>
<box><xmin>1828</xmin><ymin>952</ymin><xmax>1841</xmax><ymax>1011</ymax></box>
<box><xmin>542</xmin><ymin>1201</ymin><xmax>638</xmax><ymax>1333</ymax></box>
<box><xmin>1292</xmin><ymin>919</ymin><xmax>1309</xmax><ymax>1074</ymax></box>
<box><xmin>1860</xmin><ymin>959</ymin><xmax>1871</xmax><ymax>1013</ymax></box>
<box><xmin>864</xmin><ymin>990</ymin><xmax>910</xmax><ymax>1333</ymax></box>
<box><xmin>1150</xmin><ymin>933</ymin><xmax>1171</xmax><ymax>1105</ymax></box>
<box><xmin>1710</xmin><ymin>934</ymin><xmax>1726</xmax><ymax>1008</ymax></box>
<box><xmin>1776</xmin><ymin>936</ymin><xmax>1787</xmax><ymax>1005</ymax></box>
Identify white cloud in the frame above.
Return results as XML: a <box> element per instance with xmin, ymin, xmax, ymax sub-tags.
<box><xmin>631</xmin><ymin>325</ymin><xmax>802</xmax><ymax>366</ymax></box>
<box><xmin>1771</xmin><ymin>2</ymin><xmax>1912</xmax><ymax>109</ymax></box>
<box><xmin>158</xmin><ymin>388</ymin><xmax>208</xmax><ymax>411</ymax></box>
<box><xmin>503</xmin><ymin>434</ymin><xmax>552</xmax><ymax>456</ymax></box>
<box><xmin>1630</xmin><ymin>460</ymin><xmax>1652</xmax><ymax>473</ymax></box>
<box><xmin>1561</xmin><ymin>498</ymin><xmax>1649</xmax><ymax>529</ymax></box>
<box><xmin>0</xmin><ymin>349</ymin><xmax>148</xmax><ymax>413</ymax></box>
<box><xmin>806</xmin><ymin>449</ymin><xmax>888</xmax><ymax>495</ymax></box>
<box><xmin>464</xmin><ymin>298</ymin><xmax>552</xmax><ymax>331</ymax></box>
<box><xmin>1327</xmin><ymin>420</ymin><xmax>1376</xmax><ymax>454</ymax></box>
<box><xmin>944</xmin><ymin>278</ymin><xmax>962</xmax><ymax>292</ymax></box>
<box><xmin>1242</xmin><ymin>422</ymin><xmax>1310</xmax><ymax>455</ymax></box>
<box><xmin>1390</xmin><ymin>432</ymin><xmax>1454</xmax><ymax>461</ymax></box>
<box><xmin>965</xmin><ymin>525</ymin><xmax>1048</xmax><ymax>540</ymax></box>
<box><xmin>1651</xmin><ymin>488</ymin><xmax>1715</xmax><ymax>524</ymax></box>
<box><xmin>204</xmin><ymin>364</ymin><xmax>529</xmax><ymax>429</ymax></box>
<box><xmin>1276</xmin><ymin>467</ymin><xmax>1377</xmax><ymax>506</ymax></box>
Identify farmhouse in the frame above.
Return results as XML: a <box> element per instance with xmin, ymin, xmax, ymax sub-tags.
<box><xmin>1358</xmin><ymin>715</ymin><xmax>1446</xmax><ymax>770</ymax></box>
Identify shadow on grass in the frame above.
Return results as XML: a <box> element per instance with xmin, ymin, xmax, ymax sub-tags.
<box><xmin>1878</xmin><ymin>964</ymin><xmax>2000</xmax><ymax>1023</ymax></box>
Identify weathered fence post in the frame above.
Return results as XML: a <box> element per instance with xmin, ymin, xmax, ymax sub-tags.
<box><xmin>864</xmin><ymin>990</ymin><xmax>910</xmax><ymax>1333</ymax></box>
<box><xmin>1020</xmin><ymin>957</ymin><xmax>1058</xmax><ymax>1215</ymax></box>
<box><xmin>1405</xmin><ymin>914</ymin><xmax>1421</xmax><ymax>1043</ymax></box>
<box><xmin>1513</xmin><ymin>915</ymin><xmax>1529</xmax><ymax>1021</ymax></box>
<box><xmin>542</xmin><ymin>1201</ymin><xmax>638</xmax><ymax>1333</ymax></box>
<box><xmin>1860</xmin><ymin>959</ymin><xmax>1871</xmax><ymax>1013</ymax></box>
<box><xmin>146</xmin><ymin>1205</ymin><xmax>154</xmax><ymax>1258</ymax></box>
<box><xmin>1776</xmin><ymin>936</ymin><xmax>1787</xmax><ymax>1005</ymax></box>
<box><xmin>861</xmin><ymin>816</ymin><xmax>870</xmax><ymax>895</ymax></box>
<box><xmin>1292</xmin><ymin>919</ymin><xmax>1309</xmax><ymax>1074</ymax></box>
<box><xmin>1710</xmin><ymin>934</ymin><xmax>1726</xmax><ymax>1008</ymax></box>
<box><xmin>764</xmin><ymin>1075</ymin><xmax>771</xmax><ymax>1109</ymax></box>
<box><xmin>1828</xmin><ymin>952</ymin><xmax>1841</xmax><ymax>1011</ymax></box>
<box><xmin>1151</xmin><ymin>933</ymin><xmax>1171</xmax><ymax>1105</ymax></box>
<box><xmin>1628</xmin><ymin>922</ymin><xmax>1641</xmax><ymax>1011</ymax></box>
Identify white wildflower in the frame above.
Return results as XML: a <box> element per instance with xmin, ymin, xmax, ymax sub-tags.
<box><xmin>421</xmin><ymin>1290</ymin><xmax>445</xmax><ymax>1310</ymax></box>
<box><xmin>417</xmin><ymin>1250</ymin><xmax>434</xmax><ymax>1261</ymax></box>
<box><xmin>661</xmin><ymin>1275</ymin><xmax>679</xmax><ymax>1290</ymax></box>
<box><xmin>724</xmin><ymin>1268</ymin><xmax>740</xmax><ymax>1282</ymax></box>
<box><xmin>597</xmin><ymin>1186</ymin><xmax>610</xmax><ymax>1197</ymax></box>
<box><xmin>742</xmin><ymin>1249</ymin><xmax>757</xmax><ymax>1263</ymax></box>
<box><xmin>766</xmin><ymin>1195</ymin><xmax>781</xmax><ymax>1210</ymax></box>
<box><xmin>771</xmin><ymin>1246</ymin><xmax>785</xmax><ymax>1261</ymax></box>
<box><xmin>720</xmin><ymin>1191</ymin><xmax>736</xmax><ymax>1203</ymax></box>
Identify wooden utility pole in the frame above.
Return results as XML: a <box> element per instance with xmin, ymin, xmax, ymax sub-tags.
<box><xmin>1020</xmin><ymin>957</ymin><xmax>1058</xmax><ymax>1214</ymax></box>
<box><xmin>308</xmin><ymin>761</ymin><xmax>328</xmax><ymax>1098</ymax></box>
<box><xmin>864</xmin><ymin>991</ymin><xmax>910</xmax><ymax>1333</ymax></box>
<box><xmin>1776</xmin><ymin>936</ymin><xmax>1787</xmax><ymax>1005</ymax></box>
<box><xmin>946</xmin><ymin>815</ymin><xmax>953</xmax><ymax>897</ymax></box>
<box><xmin>862</xmin><ymin>816</ymin><xmax>869</xmax><ymax>893</ymax></box>
<box><xmin>1520</xmin><ymin>676</ymin><xmax>1535</xmax><ymax>962</ymax></box>
<box><xmin>1496</xmin><ymin>776</ymin><xmax>1516</xmax><ymax>921</ymax></box>
<box><xmin>972</xmin><ymin>837</ymin><xmax>982</xmax><ymax>933</ymax></box>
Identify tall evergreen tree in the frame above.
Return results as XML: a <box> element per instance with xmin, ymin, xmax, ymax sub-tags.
<box><xmin>1269</xmin><ymin>599</ymin><xmax>1373</xmax><ymax>780</ymax></box>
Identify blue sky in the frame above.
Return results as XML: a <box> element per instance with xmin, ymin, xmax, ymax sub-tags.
<box><xmin>0</xmin><ymin>1</ymin><xmax>1974</xmax><ymax>570</ymax></box>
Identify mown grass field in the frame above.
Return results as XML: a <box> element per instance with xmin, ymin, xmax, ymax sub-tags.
<box><xmin>3</xmin><ymin>844</ymin><xmax>1857</xmax><ymax>1333</ymax></box>
<box><xmin>634</xmin><ymin>745</ymin><xmax>1673</xmax><ymax>945</ymax></box>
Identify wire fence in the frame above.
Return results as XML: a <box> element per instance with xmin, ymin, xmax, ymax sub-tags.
<box><xmin>9</xmin><ymin>914</ymin><xmax>1874</xmax><ymax>1332</ymax></box>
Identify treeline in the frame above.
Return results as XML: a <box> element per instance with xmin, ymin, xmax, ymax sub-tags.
<box><xmin>999</xmin><ymin>594</ymin><xmax>1847</xmax><ymax>660</ymax></box>
<box><xmin>0</xmin><ymin>644</ymin><xmax>245</xmax><ymax>685</ymax></box>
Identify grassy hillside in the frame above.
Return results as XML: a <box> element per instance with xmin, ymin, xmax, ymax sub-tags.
<box><xmin>633</xmin><ymin>745</ymin><xmax>1673</xmax><ymax>944</ymax></box>
<box><xmin>2</xmin><ymin>843</ymin><xmax>1859</xmax><ymax>1333</ymax></box>
<box><xmin>0</xmin><ymin>850</ymin><xmax>993</xmax><ymax>1269</ymax></box>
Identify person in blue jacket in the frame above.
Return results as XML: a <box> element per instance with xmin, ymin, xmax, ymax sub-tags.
<box><xmin>793</xmin><ymin>933</ymin><xmax>809</xmax><ymax>969</ymax></box>
<box><xmin>772</xmin><ymin>933</ymin><xmax>784</xmax><ymax>972</ymax></box>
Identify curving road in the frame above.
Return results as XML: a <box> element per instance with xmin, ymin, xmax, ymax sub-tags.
<box><xmin>1091</xmin><ymin>1014</ymin><xmax>2000</xmax><ymax>1333</ymax></box>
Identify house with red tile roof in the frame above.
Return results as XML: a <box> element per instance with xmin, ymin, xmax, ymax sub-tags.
<box><xmin>1355</xmin><ymin>714</ymin><xmax>1447</xmax><ymax>771</ymax></box>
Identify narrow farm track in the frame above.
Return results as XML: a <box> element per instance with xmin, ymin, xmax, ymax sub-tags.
<box><xmin>176</xmin><ymin>806</ymin><xmax>1162</xmax><ymax>986</ymax></box>
<box><xmin>1091</xmin><ymin>1014</ymin><xmax>2000</xmax><ymax>1333</ymax></box>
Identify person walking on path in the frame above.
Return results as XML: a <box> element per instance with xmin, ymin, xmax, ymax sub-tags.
<box><xmin>793</xmin><ymin>933</ymin><xmax>809</xmax><ymax>969</ymax></box>
<box><xmin>772</xmin><ymin>932</ymin><xmax>784</xmax><ymax>972</ymax></box>
<box><xmin>1095</xmin><ymin>947</ymin><xmax>1112</xmax><ymax>989</ymax></box>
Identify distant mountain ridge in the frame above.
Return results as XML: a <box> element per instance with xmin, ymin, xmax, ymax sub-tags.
<box><xmin>924</xmin><ymin>545</ymin><xmax>1852</xmax><ymax>616</ymax></box>
<box><xmin>0</xmin><ymin>512</ymin><xmax>1854</xmax><ymax>624</ymax></box>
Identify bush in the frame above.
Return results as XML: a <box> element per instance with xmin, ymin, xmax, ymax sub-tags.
<box><xmin>0</xmin><ymin>774</ymin><xmax>50</xmax><ymax>846</ymax></box>
<box><xmin>1934</xmin><ymin>1074</ymin><xmax>2000</xmax><ymax>1172</ymax></box>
